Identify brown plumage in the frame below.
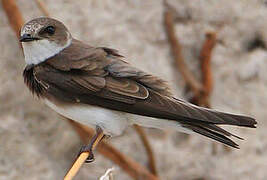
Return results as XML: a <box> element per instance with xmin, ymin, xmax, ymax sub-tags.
<box><xmin>23</xmin><ymin>38</ymin><xmax>256</xmax><ymax>148</ymax></box>
<box><xmin>21</xmin><ymin>17</ymin><xmax>256</xmax><ymax>149</ymax></box>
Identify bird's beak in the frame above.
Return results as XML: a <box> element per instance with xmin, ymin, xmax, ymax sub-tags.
<box><xmin>19</xmin><ymin>34</ymin><xmax>40</xmax><ymax>42</ymax></box>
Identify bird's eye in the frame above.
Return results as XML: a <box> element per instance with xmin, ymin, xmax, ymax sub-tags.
<box><xmin>44</xmin><ymin>26</ymin><xmax>55</xmax><ymax>35</ymax></box>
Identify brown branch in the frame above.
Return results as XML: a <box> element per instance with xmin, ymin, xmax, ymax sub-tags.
<box><xmin>199</xmin><ymin>32</ymin><xmax>216</xmax><ymax>96</ymax></box>
<box><xmin>2</xmin><ymin>0</ymin><xmax>159</xmax><ymax>179</ymax></box>
<box><xmin>199</xmin><ymin>32</ymin><xmax>231</xmax><ymax>153</ymax></box>
<box><xmin>163</xmin><ymin>1</ymin><xmax>217</xmax><ymax>108</ymax></box>
<box><xmin>133</xmin><ymin>125</ymin><xmax>157</xmax><ymax>176</ymax></box>
<box><xmin>197</xmin><ymin>32</ymin><xmax>217</xmax><ymax>108</ymax></box>
<box><xmin>163</xmin><ymin>4</ymin><xmax>203</xmax><ymax>97</ymax></box>
<box><xmin>163</xmin><ymin>2</ymin><xmax>222</xmax><ymax>156</ymax></box>
<box><xmin>2</xmin><ymin>0</ymin><xmax>24</xmax><ymax>38</ymax></box>
<box><xmin>64</xmin><ymin>124</ymin><xmax>104</xmax><ymax>180</ymax></box>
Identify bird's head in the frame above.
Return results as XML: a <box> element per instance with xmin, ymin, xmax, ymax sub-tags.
<box><xmin>20</xmin><ymin>17</ymin><xmax>72</xmax><ymax>65</ymax></box>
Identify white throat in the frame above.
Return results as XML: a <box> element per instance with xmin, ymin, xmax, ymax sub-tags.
<box><xmin>22</xmin><ymin>38</ymin><xmax>71</xmax><ymax>65</ymax></box>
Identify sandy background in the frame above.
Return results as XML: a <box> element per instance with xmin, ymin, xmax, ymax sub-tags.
<box><xmin>1</xmin><ymin>0</ymin><xmax>267</xmax><ymax>179</ymax></box>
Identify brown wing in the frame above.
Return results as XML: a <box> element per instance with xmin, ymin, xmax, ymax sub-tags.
<box><xmin>32</xmin><ymin>39</ymin><xmax>256</xmax><ymax>148</ymax></box>
<box><xmin>45</xmin><ymin>39</ymin><xmax>172</xmax><ymax>97</ymax></box>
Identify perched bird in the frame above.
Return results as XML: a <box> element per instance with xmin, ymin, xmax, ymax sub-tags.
<box><xmin>20</xmin><ymin>17</ymin><xmax>256</xmax><ymax>161</ymax></box>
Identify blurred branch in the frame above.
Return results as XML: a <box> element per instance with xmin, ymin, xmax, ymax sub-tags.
<box><xmin>163</xmin><ymin>1</ymin><xmax>215</xmax><ymax>107</ymax></box>
<box><xmin>2</xmin><ymin>0</ymin><xmax>24</xmax><ymax>38</ymax></box>
<box><xmin>198</xmin><ymin>32</ymin><xmax>216</xmax><ymax>107</ymax></box>
<box><xmin>133</xmin><ymin>125</ymin><xmax>157</xmax><ymax>176</ymax></box>
<box><xmin>163</xmin><ymin>3</ymin><xmax>204</xmax><ymax>97</ymax></box>
<box><xmin>163</xmin><ymin>1</ymin><xmax>226</xmax><ymax>156</ymax></box>
<box><xmin>200</xmin><ymin>32</ymin><xmax>216</xmax><ymax>96</ymax></box>
<box><xmin>35</xmin><ymin>0</ymin><xmax>50</xmax><ymax>16</ymax></box>
<box><xmin>2</xmin><ymin>0</ymin><xmax>159</xmax><ymax>179</ymax></box>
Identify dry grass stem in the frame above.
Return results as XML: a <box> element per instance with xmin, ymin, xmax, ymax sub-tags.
<box><xmin>99</xmin><ymin>167</ymin><xmax>115</xmax><ymax>180</ymax></box>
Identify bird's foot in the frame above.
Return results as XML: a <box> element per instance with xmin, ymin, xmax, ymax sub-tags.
<box><xmin>78</xmin><ymin>145</ymin><xmax>95</xmax><ymax>163</ymax></box>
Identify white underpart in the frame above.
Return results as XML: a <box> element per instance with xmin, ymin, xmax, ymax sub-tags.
<box><xmin>22</xmin><ymin>37</ymin><xmax>71</xmax><ymax>65</ymax></box>
<box><xmin>44</xmin><ymin>99</ymin><xmax>193</xmax><ymax>136</ymax></box>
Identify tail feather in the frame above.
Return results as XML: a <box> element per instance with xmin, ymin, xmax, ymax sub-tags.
<box><xmin>149</xmin><ymin>93</ymin><xmax>257</xmax><ymax>148</ymax></box>
<box><xmin>199</xmin><ymin>123</ymin><xmax>243</xmax><ymax>140</ymax></box>
<box><xmin>183</xmin><ymin>123</ymin><xmax>240</xmax><ymax>148</ymax></box>
<box><xmin>184</xmin><ymin>104</ymin><xmax>257</xmax><ymax>128</ymax></box>
<box><xmin>171</xmin><ymin>97</ymin><xmax>257</xmax><ymax>128</ymax></box>
<box><xmin>178</xmin><ymin>108</ymin><xmax>257</xmax><ymax>148</ymax></box>
<box><xmin>221</xmin><ymin>113</ymin><xmax>257</xmax><ymax>128</ymax></box>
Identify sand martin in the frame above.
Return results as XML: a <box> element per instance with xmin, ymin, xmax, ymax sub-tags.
<box><xmin>20</xmin><ymin>17</ymin><xmax>257</xmax><ymax>160</ymax></box>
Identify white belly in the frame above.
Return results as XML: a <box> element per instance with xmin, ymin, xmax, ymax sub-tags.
<box><xmin>44</xmin><ymin>99</ymin><xmax>192</xmax><ymax>136</ymax></box>
<box><xmin>44</xmin><ymin>99</ymin><xmax>129</xmax><ymax>136</ymax></box>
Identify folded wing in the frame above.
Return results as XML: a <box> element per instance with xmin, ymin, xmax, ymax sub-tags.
<box><xmin>32</xmin><ymin>40</ymin><xmax>256</xmax><ymax>148</ymax></box>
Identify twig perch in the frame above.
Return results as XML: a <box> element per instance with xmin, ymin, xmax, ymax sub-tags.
<box><xmin>64</xmin><ymin>152</ymin><xmax>91</xmax><ymax>180</ymax></box>
<box><xmin>64</xmin><ymin>126</ymin><xmax>105</xmax><ymax>180</ymax></box>
<box><xmin>2</xmin><ymin>0</ymin><xmax>159</xmax><ymax>179</ymax></box>
<box><xmin>69</xmin><ymin>120</ymin><xmax>159</xmax><ymax>180</ymax></box>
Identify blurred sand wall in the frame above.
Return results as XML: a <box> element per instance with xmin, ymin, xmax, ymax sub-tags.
<box><xmin>1</xmin><ymin>0</ymin><xmax>267</xmax><ymax>179</ymax></box>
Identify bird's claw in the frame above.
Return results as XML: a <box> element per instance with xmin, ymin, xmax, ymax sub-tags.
<box><xmin>78</xmin><ymin>145</ymin><xmax>95</xmax><ymax>163</ymax></box>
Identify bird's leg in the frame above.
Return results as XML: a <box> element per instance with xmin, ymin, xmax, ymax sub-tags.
<box><xmin>78</xmin><ymin>125</ymin><xmax>105</xmax><ymax>163</ymax></box>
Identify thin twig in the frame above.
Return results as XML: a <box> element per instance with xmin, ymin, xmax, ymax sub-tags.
<box><xmin>69</xmin><ymin>120</ymin><xmax>159</xmax><ymax>180</ymax></box>
<box><xmin>163</xmin><ymin>3</ymin><xmax>203</xmax><ymax>97</ymax></box>
<box><xmin>133</xmin><ymin>125</ymin><xmax>157</xmax><ymax>176</ymax></box>
<box><xmin>34</xmin><ymin>0</ymin><xmax>50</xmax><ymax>16</ymax></box>
<box><xmin>64</xmin><ymin>127</ymin><xmax>104</xmax><ymax>180</ymax></box>
<box><xmin>200</xmin><ymin>32</ymin><xmax>232</xmax><ymax>153</ymax></box>
<box><xmin>199</xmin><ymin>32</ymin><xmax>216</xmax><ymax>107</ymax></box>
<box><xmin>163</xmin><ymin>2</ymin><xmax>222</xmax><ymax>156</ymax></box>
<box><xmin>2</xmin><ymin>1</ymin><xmax>159</xmax><ymax>179</ymax></box>
<box><xmin>199</xmin><ymin>32</ymin><xmax>221</xmax><ymax>154</ymax></box>
<box><xmin>190</xmin><ymin>32</ymin><xmax>217</xmax><ymax>107</ymax></box>
<box><xmin>64</xmin><ymin>153</ymin><xmax>91</xmax><ymax>180</ymax></box>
